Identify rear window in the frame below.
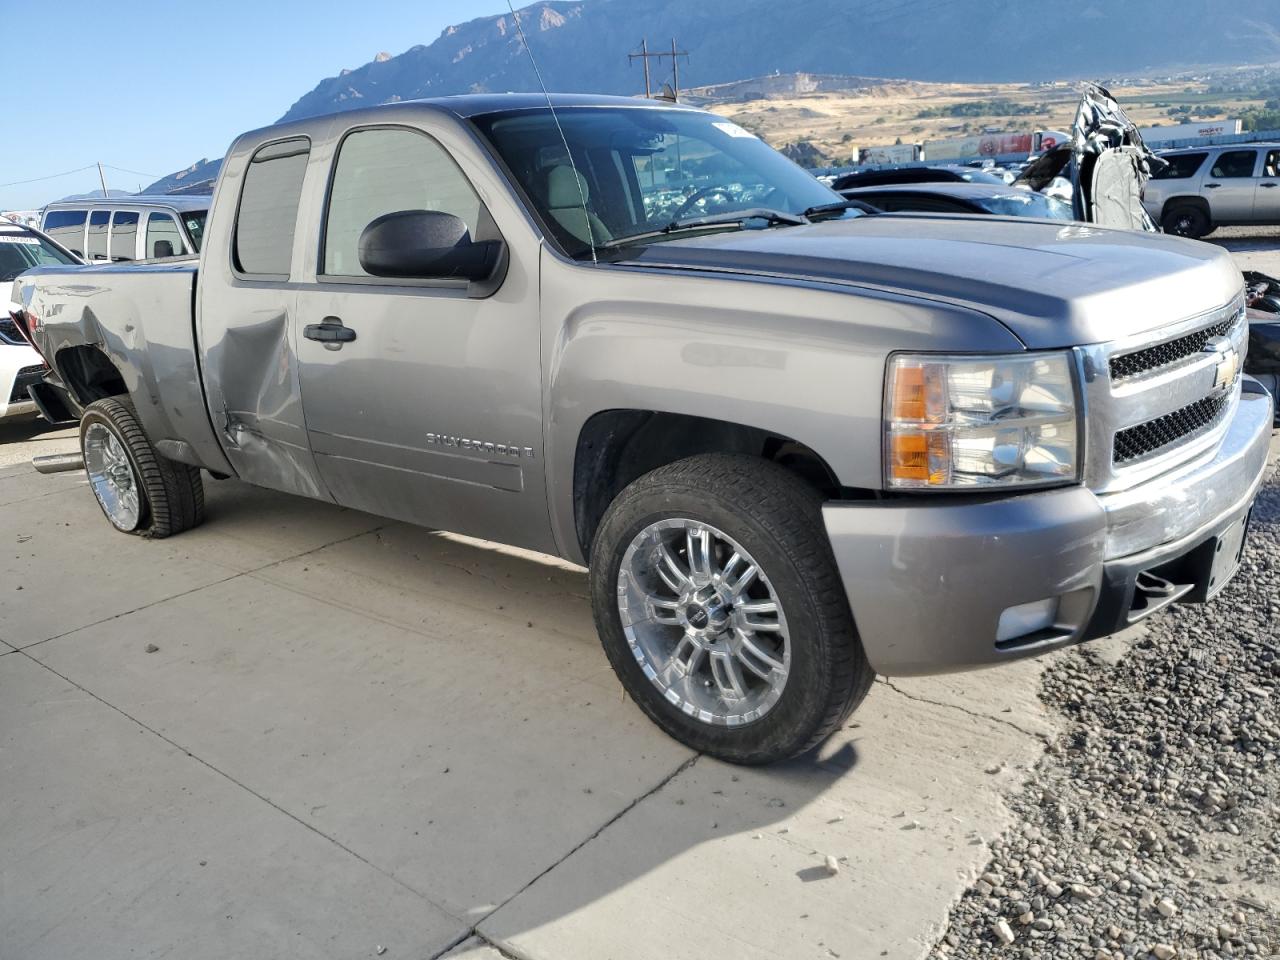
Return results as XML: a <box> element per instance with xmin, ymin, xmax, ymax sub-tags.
<box><xmin>234</xmin><ymin>138</ymin><xmax>310</xmax><ymax>276</ymax></box>
<box><xmin>1153</xmin><ymin>152</ymin><xmax>1207</xmax><ymax>180</ymax></box>
<box><xmin>110</xmin><ymin>212</ymin><xmax>139</xmax><ymax>261</ymax></box>
<box><xmin>43</xmin><ymin>209</ymin><xmax>86</xmax><ymax>256</ymax></box>
<box><xmin>87</xmin><ymin>210</ymin><xmax>110</xmax><ymax>260</ymax></box>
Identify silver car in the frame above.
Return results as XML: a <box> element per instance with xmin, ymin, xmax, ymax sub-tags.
<box><xmin>40</xmin><ymin>196</ymin><xmax>209</xmax><ymax>262</ymax></box>
<box><xmin>1143</xmin><ymin>143</ymin><xmax>1280</xmax><ymax>238</ymax></box>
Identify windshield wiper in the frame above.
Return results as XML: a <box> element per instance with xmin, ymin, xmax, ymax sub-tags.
<box><xmin>802</xmin><ymin>199</ymin><xmax>881</xmax><ymax>221</ymax></box>
<box><xmin>597</xmin><ymin>207</ymin><xmax>808</xmax><ymax>251</ymax></box>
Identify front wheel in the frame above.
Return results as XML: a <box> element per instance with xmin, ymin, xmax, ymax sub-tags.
<box><xmin>589</xmin><ymin>454</ymin><xmax>873</xmax><ymax>764</ymax></box>
<box><xmin>79</xmin><ymin>396</ymin><xmax>204</xmax><ymax>538</ymax></box>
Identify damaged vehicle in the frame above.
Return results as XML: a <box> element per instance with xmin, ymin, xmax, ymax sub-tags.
<box><xmin>11</xmin><ymin>95</ymin><xmax>1274</xmax><ymax>764</ymax></box>
<box><xmin>1014</xmin><ymin>83</ymin><xmax>1161</xmax><ymax>233</ymax></box>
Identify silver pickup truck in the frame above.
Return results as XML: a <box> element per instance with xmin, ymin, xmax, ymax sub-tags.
<box><xmin>11</xmin><ymin>95</ymin><xmax>1274</xmax><ymax>763</ymax></box>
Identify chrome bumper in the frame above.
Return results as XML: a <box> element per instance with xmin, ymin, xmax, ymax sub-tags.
<box><xmin>823</xmin><ymin>381</ymin><xmax>1274</xmax><ymax>677</ymax></box>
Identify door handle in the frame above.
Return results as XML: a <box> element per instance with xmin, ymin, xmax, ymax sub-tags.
<box><xmin>1205</xmin><ymin>183</ymin><xmax>1221</xmax><ymax>189</ymax></box>
<box><xmin>303</xmin><ymin>317</ymin><xmax>357</xmax><ymax>345</ymax></box>
<box><xmin>1262</xmin><ymin>182</ymin><xmax>1279</xmax><ymax>188</ymax></box>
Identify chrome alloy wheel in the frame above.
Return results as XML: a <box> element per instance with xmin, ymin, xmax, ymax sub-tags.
<box><xmin>83</xmin><ymin>422</ymin><xmax>142</xmax><ymax>531</ymax></box>
<box><xmin>617</xmin><ymin>518</ymin><xmax>790</xmax><ymax>726</ymax></box>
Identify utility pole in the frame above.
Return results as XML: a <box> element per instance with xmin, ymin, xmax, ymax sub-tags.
<box><xmin>96</xmin><ymin>162</ymin><xmax>108</xmax><ymax>197</ymax></box>
<box><xmin>629</xmin><ymin>37</ymin><xmax>653</xmax><ymax>99</ymax></box>
<box><xmin>628</xmin><ymin>37</ymin><xmax>689</xmax><ymax>100</ymax></box>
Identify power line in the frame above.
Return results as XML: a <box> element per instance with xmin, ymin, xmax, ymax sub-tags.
<box><xmin>0</xmin><ymin>165</ymin><xmax>96</xmax><ymax>189</ymax></box>
<box><xmin>102</xmin><ymin>163</ymin><xmax>164</xmax><ymax>180</ymax></box>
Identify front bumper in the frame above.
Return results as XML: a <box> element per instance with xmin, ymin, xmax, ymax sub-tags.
<box><xmin>823</xmin><ymin>382</ymin><xmax>1275</xmax><ymax>676</ymax></box>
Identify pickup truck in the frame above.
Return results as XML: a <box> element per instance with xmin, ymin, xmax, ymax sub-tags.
<box><xmin>11</xmin><ymin>94</ymin><xmax>1274</xmax><ymax>764</ymax></box>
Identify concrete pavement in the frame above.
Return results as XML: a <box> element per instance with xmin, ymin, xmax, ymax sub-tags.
<box><xmin>1</xmin><ymin>461</ymin><xmax>1062</xmax><ymax>960</ymax></box>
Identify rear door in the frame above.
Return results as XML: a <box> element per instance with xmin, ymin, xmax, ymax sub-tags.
<box><xmin>1203</xmin><ymin>148</ymin><xmax>1259</xmax><ymax>222</ymax></box>
<box><xmin>291</xmin><ymin>121</ymin><xmax>550</xmax><ymax>551</ymax></box>
<box><xmin>197</xmin><ymin>135</ymin><xmax>329</xmax><ymax>499</ymax></box>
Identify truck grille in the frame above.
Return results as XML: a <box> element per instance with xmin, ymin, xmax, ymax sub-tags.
<box><xmin>1109</xmin><ymin>314</ymin><xmax>1236</xmax><ymax>382</ymax></box>
<box><xmin>1113</xmin><ymin>391</ymin><xmax>1232</xmax><ymax>464</ymax></box>
<box><xmin>9</xmin><ymin>364</ymin><xmax>45</xmax><ymax>404</ymax></box>
<box><xmin>1078</xmin><ymin>292</ymin><xmax>1248</xmax><ymax>493</ymax></box>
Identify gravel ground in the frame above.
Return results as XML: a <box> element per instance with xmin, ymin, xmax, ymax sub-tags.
<box><xmin>933</xmin><ymin>457</ymin><xmax>1280</xmax><ymax>960</ymax></box>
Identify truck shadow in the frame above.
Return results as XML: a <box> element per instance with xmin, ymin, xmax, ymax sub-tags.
<box><xmin>176</xmin><ymin>479</ymin><xmax>1023</xmax><ymax>955</ymax></box>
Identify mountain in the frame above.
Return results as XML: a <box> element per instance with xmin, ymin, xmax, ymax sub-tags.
<box><xmin>144</xmin><ymin>0</ymin><xmax>1280</xmax><ymax>193</ymax></box>
<box><xmin>142</xmin><ymin>159</ymin><xmax>221</xmax><ymax>197</ymax></box>
<box><xmin>278</xmin><ymin>0</ymin><xmax>1280</xmax><ymax>123</ymax></box>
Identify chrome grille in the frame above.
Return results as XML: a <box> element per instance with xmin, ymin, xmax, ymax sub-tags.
<box><xmin>1077</xmin><ymin>292</ymin><xmax>1248</xmax><ymax>494</ymax></box>
<box><xmin>1109</xmin><ymin>315</ymin><xmax>1236</xmax><ymax>382</ymax></box>
<box><xmin>1113</xmin><ymin>391</ymin><xmax>1232</xmax><ymax>464</ymax></box>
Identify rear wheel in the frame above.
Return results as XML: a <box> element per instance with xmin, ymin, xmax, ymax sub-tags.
<box><xmin>79</xmin><ymin>397</ymin><xmax>204</xmax><ymax>538</ymax></box>
<box><xmin>589</xmin><ymin>454</ymin><xmax>873</xmax><ymax>764</ymax></box>
<box><xmin>1162</xmin><ymin>204</ymin><xmax>1211</xmax><ymax>239</ymax></box>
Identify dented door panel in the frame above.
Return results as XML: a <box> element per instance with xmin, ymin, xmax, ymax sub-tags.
<box><xmin>198</xmin><ymin>284</ymin><xmax>328</xmax><ymax>498</ymax></box>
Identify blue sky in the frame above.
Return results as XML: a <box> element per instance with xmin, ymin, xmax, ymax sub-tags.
<box><xmin>0</xmin><ymin>0</ymin><xmax>508</xmax><ymax>209</ymax></box>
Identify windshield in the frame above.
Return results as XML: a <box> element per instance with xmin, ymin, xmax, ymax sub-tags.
<box><xmin>974</xmin><ymin>191</ymin><xmax>1075</xmax><ymax>221</ymax></box>
<box><xmin>181</xmin><ymin>210</ymin><xmax>208</xmax><ymax>252</ymax></box>
<box><xmin>0</xmin><ymin>231</ymin><xmax>77</xmax><ymax>282</ymax></box>
<box><xmin>472</xmin><ymin>106</ymin><xmax>842</xmax><ymax>257</ymax></box>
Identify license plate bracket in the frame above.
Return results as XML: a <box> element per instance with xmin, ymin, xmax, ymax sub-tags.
<box><xmin>1205</xmin><ymin>510</ymin><xmax>1251</xmax><ymax>599</ymax></box>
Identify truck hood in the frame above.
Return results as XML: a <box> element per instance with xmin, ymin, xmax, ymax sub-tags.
<box><xmin>617</xmin><ymin>215</ymin><xmax>1243</xmax><ymax>349</ymax></box>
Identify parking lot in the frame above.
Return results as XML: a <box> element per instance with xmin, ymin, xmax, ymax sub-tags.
<box><xmin>1</xmin><ymin>241</ymin><xmax>1277</xmax><ymax>960</ymax></box>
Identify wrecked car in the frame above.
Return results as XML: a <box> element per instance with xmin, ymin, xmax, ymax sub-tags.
<box><xmin>11</xmin><ymin>94</ymin><xmax>1274</xmax><ymax>764</ymax></box>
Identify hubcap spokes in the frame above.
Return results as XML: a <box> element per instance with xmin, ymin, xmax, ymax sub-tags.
<box><xmin>84</xmin><ymin>423</ymin><xmax>141</xmax><ymax>530</ymax></box>
<box><xmin>618</xmin><ymin>518</ymin><xmax>790</xmax><ymax>726</ymax></box>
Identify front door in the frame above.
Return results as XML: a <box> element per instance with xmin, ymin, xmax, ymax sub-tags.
<box><xmin>1255</xmin><ymin>148</ymin><xmax>1280</xmax><ymax>223</ymax></box>
<box><xmin>293</xmin><ymin>123</ymin><xmax>551</xmax><ymax>552</ymax></box>
<box><xmin>1203</xmin><ymin>149</ymin><xmax>1259</xmax><ymax>222</ymax></box>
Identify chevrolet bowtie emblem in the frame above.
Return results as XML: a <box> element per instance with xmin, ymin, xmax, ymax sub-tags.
<box><xmin>1204</xmin><ymin>335</ymin><xmax>1240</xmax><ymax>392</ymax></box>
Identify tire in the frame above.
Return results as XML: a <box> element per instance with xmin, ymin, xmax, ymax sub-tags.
<box><xmin>589</xmin><ymin>453</ymin><xmax>874</xmax><ymax>764</ymax></box>
<box><xmin>79</xmin><ymin>396</ymin><xmax>204</xmax><ymax>538</ymax></box>
<box><xmin>1162</xmin><ymin>204</ymin><xmax>1211</xmax><ymax>239</ymax></box>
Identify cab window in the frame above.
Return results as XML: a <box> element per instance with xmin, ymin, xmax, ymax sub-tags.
<box><xmin>322</xmin><ymin>127</ymin><xmax>482</xmax><ymax>277</ymax></box>
<box><xmin>1210</xmin><ymin>151</ymin><xmax>1257</xmax><ymax>179</ymax></box>
<box><xmin>234</xmin><ymin>138</ymin><xmax>310</xmax><ymax>277</ymax></box>
<box><xmin>146</xmin><ymin>213</ymin><xmax>185</xmax><ymax>259</ymax></box>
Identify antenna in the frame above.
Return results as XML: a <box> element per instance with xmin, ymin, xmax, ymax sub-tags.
<box><xmin>506</xmin><ymin>0</ymin><xmax>598</xmax><ymax>263</ymax></box>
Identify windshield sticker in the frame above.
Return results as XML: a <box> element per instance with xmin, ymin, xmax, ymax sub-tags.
<box><xmin>713</xmin><ymin>122</ymin><xmax>758</xmax><ymax>140</ymax></box>
<box><xmin>0</xmin><ymin>235</ymin><xmax>39</xmax><ymax>244</ymax></box>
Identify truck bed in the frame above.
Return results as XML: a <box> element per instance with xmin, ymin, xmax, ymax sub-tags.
<box><xmin>16</xmin><ymin>259</ymin><xmax>232</xmax><ymax>474</ymax></box>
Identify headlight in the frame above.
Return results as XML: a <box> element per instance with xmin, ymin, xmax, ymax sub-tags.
<box><xmin>884</xmin><ymin>351</ymin><xmax>1079</xmax><ymax>490</ymax></box>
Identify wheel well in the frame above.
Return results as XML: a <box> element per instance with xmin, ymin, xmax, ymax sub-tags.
<box><xmin>1161</xmin><ymin>196</ymin><xmax>1210</xmax><ymax>219</ymax></box>
<box><xmin>56</xmin><ymin>345</ymin><xmax>127</xmax><ymax>406</ymax></box>
<box><xmin>572</xmin><ymin>410</ymin><xmax>843</xmax><ymax>560</ymax></box>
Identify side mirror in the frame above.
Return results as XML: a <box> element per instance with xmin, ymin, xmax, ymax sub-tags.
<box><xmin>358</xmin><ymin>210</ymin><xmax>503</xmax><ymax>282</ymax></box>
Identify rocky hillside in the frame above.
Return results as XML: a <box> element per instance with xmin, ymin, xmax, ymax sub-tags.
<box><xmin>278</xmin><ymin>0</ymin><xmax>1280</xmax><ymax>122</ymax></box>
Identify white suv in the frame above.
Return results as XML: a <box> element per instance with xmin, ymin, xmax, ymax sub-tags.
<box><xmin>1</xmin><ymin>222</ymin><xmax>79</xmax><ymax>422</ymax></box>
<box><xmin>1143</xmin><ymin>142</ymin><xmax>1280</xmax><ymax>238</ymax></box>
